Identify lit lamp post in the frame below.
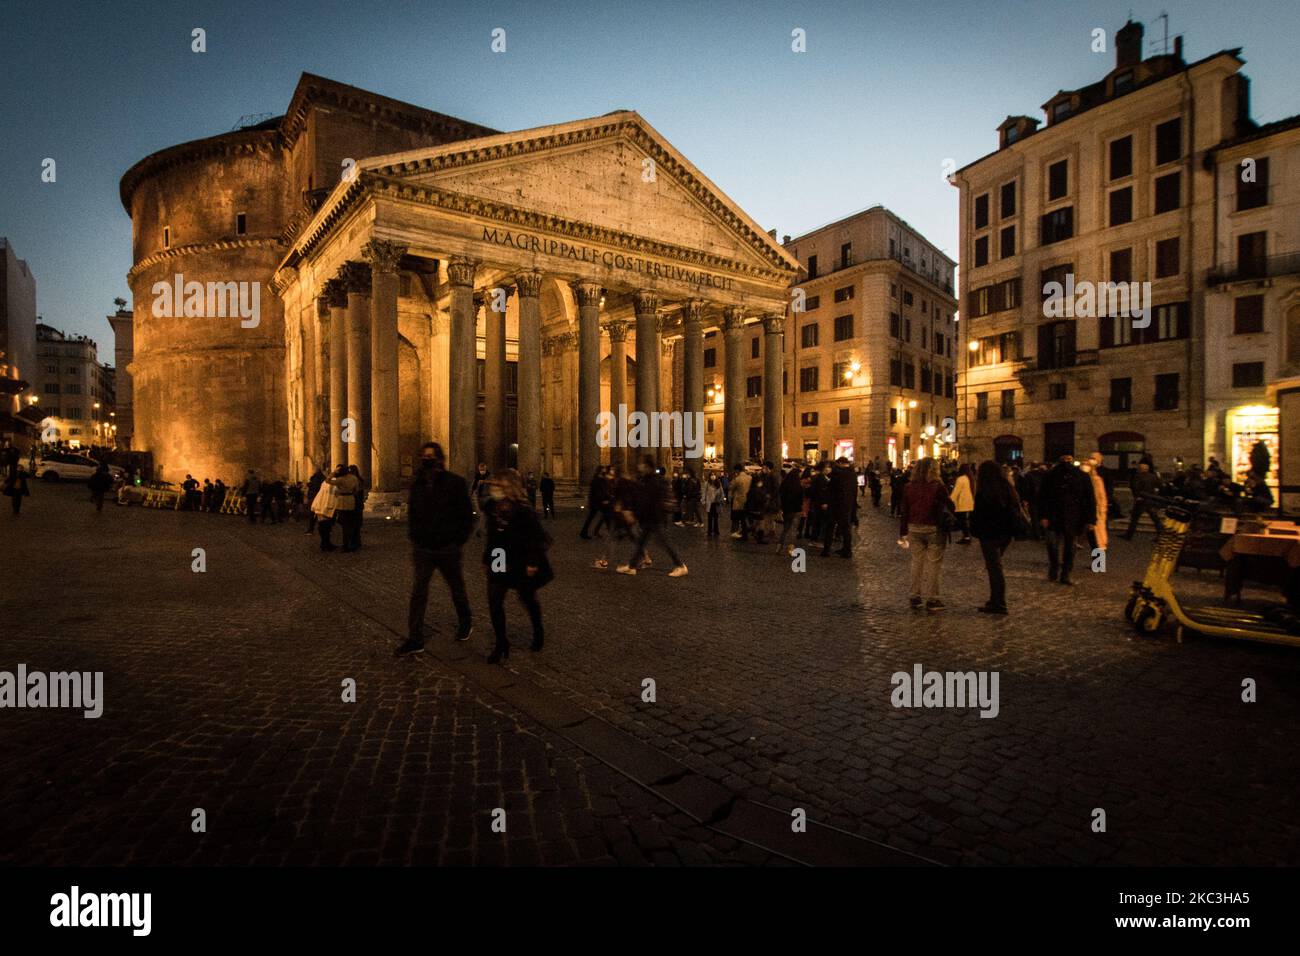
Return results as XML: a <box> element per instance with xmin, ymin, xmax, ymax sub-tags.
<box><xmin>966</xmin><ymin>338</ymin><xmax>980</xmax><ymax>462</ymax></box>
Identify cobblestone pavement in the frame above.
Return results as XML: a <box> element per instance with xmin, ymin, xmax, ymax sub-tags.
<box><xmin>4</xmin><ymin>482</ymin><xmax>1299</xmax><ymax>866</ymax></box>
<box><xmin>0</xmin><ymin>484</ymin><xmax>780</xmax><ymax>866</ymax></box>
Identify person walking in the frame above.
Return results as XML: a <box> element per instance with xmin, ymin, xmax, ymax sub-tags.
<box><xmin>326</xmin><ymin>464</ymin><xmax>361</xmax><ymax>552</ymax></box>
<box><xmin>971</xmin><ymin>460</ymin><xmax>1024</xmax><ymax>614</ymax></box>
<box><xmin>481</xmin><ymin>469</ymin><xmax>553</xmax><ymax>663</ymax></box>
<box><xmin>310</xmin><ymin>474</ymin><xmax>339</xmax><ymax>551</ymax></box>
<box><xmin>1084</xmin><ymin>452</ymin><xmax>1109</xmax><ymax>553</ymax></box>
<box><xmin>347</xmin><ymin>466</ymin><xmax>367</xmax><ymax>547</ymax></box>
<box><xmin>821</xmin><ymin>457</ymin><xmax>858</xmax><ymax>558</ymax></box>
<box><xmin>4</xmin><ymin>465</ymin><xmax>31</xmax><ymax>516</ymax></box>
<box><xmin>806</xmin><ymin>462</ymin><xmax>830</xmax><ymax>540</ymax></box>
<box><xmin>578</xmin><ymin>466</ymin><xmax>607</xmax><ymax>538</ymax></box>
<box><xmin>1122</xmin><ymin>461</ymin><xmax>1161</xmax><ymax>539</ymax></box>
<box><xmin>728</xmin><ymin>464</ymin><xmax>751</xmax><ymax>539</ymax></box>
<box><xmin>240</xmin><ymin>470</ymin><xmax>261</xmax><ymax>524</ymax></box>
<box><xmin>1039</xmin><ymin>455</ymin><xmax>1096</xmax><ymax>585</ymax></box>
<box><xmin>305</xmin><ymin>467</ymin><xmax>325</xmax><ymax>535</ymax></box>
<box><xmin>703</xmin><ymin>472</ymin><xmax>724</xmax><ymax>537</ymax></box>
<box><xmin>745</xmin><ymin>461</ymin><xmax>775</xmax><ymax>544</ymax></box>
<box><xmin>899</xmin><ymin>457</ymin><xmax>953</xmax><ymax>612</ymax></box>
<box><xmin>524</xmin><ymin>471</ymin><xmax>538</xmax><ymax>510</ymax></box>
<box><xmin>951</xmin><ymin>463</ymin><xmax>976</xmax><ymax>544</ymax></box>
<box><xmin>681</xmin><ymin>466</ymin><xmax>702</xmax><ymax>527</ymax></box>
<box><xmin>777</xmin><ymin>463</ymin><xmax>804</xmax><ymax>554</ymax></box>
<box><xmin>397</xmin><ymin>442</ymin><xmax>475</xmax><ymax>655</ymax></box>
<box><xmin>539</xmin><ymin>472</ymin><xmax>556</xmax><ymax>519</ymax></box>
<box><xmin>618</xmin><ymin>455</ymin><xmax>688</xmax><ymax>576</ymax></box>
<box><xmin>88</xmin><ymin>463</ymin><xmax>113</xmax><ymax>513</ymax></box>
<box><xmin>868</xmin><ymin>467</ymin><xmax>882</xmax><ymax>508</ymax></box>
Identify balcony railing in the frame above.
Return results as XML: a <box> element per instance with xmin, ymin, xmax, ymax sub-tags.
<box><xmin>1208</xmin><ymin>252</ymin><xmax>1300</xmax><ymax>286</ymax></box>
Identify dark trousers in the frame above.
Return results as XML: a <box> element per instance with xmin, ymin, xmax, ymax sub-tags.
<box><xmin>317</xmin><ymin>516</ymin><xmax>335</xmax><ymax>550</ymax></box>
<box><xmin>778</xmin><ymin>510</ymin><xmax>800</xmax><ymax>548</ymax></box>
<box><xmin>822</xmin><ymin>513</ymin><xmax>852</xmax><ymax>555</ymax></box>
<box><xmin>730</xmin><ymin>508</ymin><xmax>747</xmax><ymax>536</ymax></box>
<box><xmin>630</xmin><ymin>524</ymin><xmax>682</xmax><ymax>567</ymax></box>
<box><xmin>92</xmin><ymin>493</ymin><xmax>105</xmax><ymax>513</ymax></box>
<box><xmin>337</xmin><ymin>509</ymin><xmax>361</xmax><ymax>550</ymax></box>
<box><xmin>307</xmin><ymin>513</ymin><xmax>317</xmax><ymax>533</ymax></box>
<box><xmin>487</xmin><ymin>578</ymin><xmax>543</xmax><ymax>647</ymax></box>
<box><xmin>580</xmin><ymin>505</ymin><xmax>600</xmax><ymax>536</ymax></box>
<box><xmin>1045</xmin><ymin>529</ymin><xmax>1076</xmax><ymax>581</ymax></box>
<box><xmin>10</xmin><ymin>494</ymin><xmax>22</xmax><ymax>514</ymax></box>
<box><xmin>707</xmin><ymin>503</ymin><xmax>720</xmax><ymax>536</ymax></box>
<box><xmin>542</xmin><ymin>495</ymin><xmax>555</xmax><ymax>518</ymax></box>
<box><xmin>1124</xmin><ymin>501</ymin><xmax>1155</xmax><ymax>538</ymax></box>
<box><xmin>245</xmin><ymin>496</ymin><xmax>258</xmax><ymax>523</ymax></box>
<box><xmin>979</xmin><ymin>536</ymin><xmax>1011</xmax><ymax>609</ymax></box>
<box><xmin>408</xmin><ymin>546</ymin><xmax>471</xmax><ymax>641</ymax></box>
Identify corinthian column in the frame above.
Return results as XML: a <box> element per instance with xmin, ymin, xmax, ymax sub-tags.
<box><xmin>606</xmin><ymin>320</ymin><xmax>631</xmax><ymax>474</ymax></box>
<box><xmin>483</xmin><ymin>284</ymin><xmax>511</xmax><ymax>470</ymax></box>
<box><xmin>339</xmin><ymin>261</ymin><xmax>372</xmax><ymax>476</ymax></box>
<box><xmin>682</xmin><ymin>300</ymin><xmax>704</xmax><ymax>462</ymax></box>
<box><xmin>762</xmin><ymin>313</ymin><xmax>784</xmax><ymax>465</ymax></box>
<box><xmin>363</xmin><ymin>239</ymin><xmax>406</xmax><ymax>492</ymax></box>
<box><xmin>447</xmin><ymin>256</ymin><xmax>479</xmax><ymax>479</ymax></box>
<box><xmin>571</xmin><ymin>280</ymin><xmax>603</xmax><ymax>483</ymax></box>
<box><xmin>723</xmin><ymin>306</ymin><xmax>746</xmax><ymax>468</ymax></box>
<box><xmin>633</xmin><ymin>290</ymin><xmax>660</xmax><ymax>469</ymax></box>
<box><xmin>322</xmin><ymin>278</ymin><xmax>348</xmax><ymax>470</ymax></box>
<box><xmin>514</xmin><ymin>271</ymin><xmax>543</xmax><ymax>477</ymax></box>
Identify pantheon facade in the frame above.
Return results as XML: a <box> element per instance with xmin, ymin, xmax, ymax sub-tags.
<box><xmin>120</xmin><ymin>74</ymin><xmax>798</xmax><ymax>495</ymax></box>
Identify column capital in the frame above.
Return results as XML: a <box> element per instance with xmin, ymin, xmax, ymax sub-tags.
<box><xmin>320</xmin><ymin>278</ymin><xmax>348</xmax><ymax>309</ymax></box>
<box><xmin>682</xmin><ymin>299</ymin><xmax>706</xmax><ymax>327</ymax></box>
<box><xmin>633</xmin><ymin>290</ymin><xmax>661</xmax><ymax>315</ymax></box>
<box><xmin>361</xmin><ymin>239</ymin><xmax>407</xmax><ymax>274</ymax></box>
<box><xmin>722</xmin><ymin>306</ymin><xmax>746</xmax><ymax>332</ymax></box>
<box><xmin>569</xmin><ymin>279</ymin><xmax>603</xmax><ymax>309</ymax></box>
<box><xmin>605</xmin><ymin>320</ymin><xmax>632</xmax><ymax>343</ymax></box>
<box><xmin>762</xmin><ymin>313</ymin><xmax>785</xmax><ymax>335</ymax></box>
<box><xmin>447</xmin><ymin>256</ymin><xmax>478</xmax><ymax>288</ymax></box>
<box><xmin>661</xmin><ymin>338</ymin><xmax>675</xmax><ymax>357</ymax></box>
<box><xmin>337</xmin><ymin>261</ymin><xmax>371</xmax><ymax>295</ymax></box>
<box><xmin>472</xmin><ymin>290</ymin><xmax>487</xmax><ymax>312</ymax></box>
<box><xmin>543</xmin><ymin>330</ymin><xmax>578</xmax><ymax>355</ymax></box>
<box><xmin>514</xmin><ymin>270</ymin><xmax>544</xmax><ymax>299</ymax></box>
<box><xmin>656</xmin><ymin>313</ymin><xmax>681</xmax><ymax>336</ymax></box>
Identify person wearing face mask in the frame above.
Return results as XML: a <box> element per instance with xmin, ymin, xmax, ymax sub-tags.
<box><xmin>481</xmin><ymin>469</ymin><xmax>553</xmax><ymax>664</ymax></box>
<box><xmin>397</xmin><ymin>442</ymin><xmax>475</xmax><ymax>657</ymax></box>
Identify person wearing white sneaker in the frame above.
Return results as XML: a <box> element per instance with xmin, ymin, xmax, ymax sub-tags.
<box><xmin>625</xmin><ymin>455</ymin><xmax>688</xmax><ymax>576</ymax></box>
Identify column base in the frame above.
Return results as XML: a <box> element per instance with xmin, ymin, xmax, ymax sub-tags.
<box><xmin>364</xmin><ymin>490</ymin><xmax>407</xmax><ymax>520</ymax></box>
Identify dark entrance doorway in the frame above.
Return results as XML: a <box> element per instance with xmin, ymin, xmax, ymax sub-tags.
<box><xmin>993</xmin><ymin>434</ymin><xmax>1023</xmax><ymax>464</ymax></box>
<box><xmin>1043</xmin><ymin>421</ymin><xmax>1075</xmax><ymax>461</ymax></box>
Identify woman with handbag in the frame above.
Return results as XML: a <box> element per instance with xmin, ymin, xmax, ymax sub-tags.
<box><xmin>482</xmin><ymin>469</ymin><xmax>553</xmax><ymax>664</ymax></box>
<box><xmin>310</xmin><ymin>476</ymin><xmax>340</xmax><ymax>551</ymax></box>
<box><xmin>899</xmin><ymin>457</ymin><xmax>953</xmax><ymax>612</ymax></box>
<box><xmin>971</xmin><ymin>460</ymin><xmax>1026</xmax><ymax>615</ymax></box>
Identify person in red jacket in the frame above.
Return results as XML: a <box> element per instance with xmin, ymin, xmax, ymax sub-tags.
<box><xmin>899</xmin><ymin>457</ymin><xmax>954</xmax><ymax>612</ymax></box>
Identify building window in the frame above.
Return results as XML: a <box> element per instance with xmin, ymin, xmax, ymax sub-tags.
<box><xmin>889</xmin><ymin>407</ymin><xmax>898</xmax><ymax>425</ymax></box>
<box><xmin>1038</xmin><ymin>320</ymin><xmax>1077</xmax><ymax>370</ymax></box>
<box><xmin>1052</xmin><ymin>99</ymin><xmax>1071</xmax><ymax>123</ymax></box>
<box><xmin>1113</xmin><ymin>69</ymin><xmax>1134</xmax><ymax>95</ymax></box>
<box><xmin>746</xmin><ymin>375</ymin><xmax>762</xmax><ymax>397</ymax></box>
<box><xmin>1155</xmin><ymin>237</ymin><xmax>1179</xmax><ymax>278</ymax></box>
<box><xmin>902</xmin><ymin>361</ymin><xmax>915</xmax><ymax>389</ymax></box>
<box><xmin>833</xmin><ymin>285</ymin><xmax>854</xmax><ymax>303</ymax></box>
<box><xmin>236</xmin><ymin>212</ymin><xmax>247</xmax><ymax>236</ymax></box>
<box><xmin>889</xmin><ymin>313</ymin><xmax>901</xmax><ymax>338</ymax></box>
<box><xmin>1048</xmin><ymin>159</ymin><xmax>1068</xmax><ymax>200</ymax></box>
<box><xmin>1237</xmin><ymin>157</ymin><xmax>1270</xmax><ymax>211</ymax></box>
<box><xmin>1000</xmin><ymin>181</ymin><xmax>1016</xmax><ymax>218</ymax></box>
<box><xmin>975</xmin><ymin>392</ymin><xmax>989</xmax><ymax>420</ymax></box>
<box><xmin>974</xmin><ymin>236</ymin><xmax>989</xmax><ymax>268</ymax></box>
<box><xmin>840</xmin><ymin>242</ymin><xmax>852</xmax><ymax>268</ymax></box>
<box><xmin>903</xmin><ymin>291</ymin><xmax>913</xmax><ymax>307</ymax></box>
<box><xmin>832</xmin><ymin>361</ymin><xmax>853</xmax><ymax>387</ymax></box>
<box><xmin>804</xmin><ymin>295</ymin><xmax>820</xmax><ymax>311</ymax></box>
<box><xmin>807</xmin><ymin>255</ymin><xmax>818</xmax><ymax>279</ymax></box>
<box><xmin>751</xmin><ymin>337</ymin><xmax>760</xmax><ymax>359</ymax></box>
<box><xmin>1048</xmin><ymin>382</ymin><xmax>1067</xmax><ymax>400</ymax></box>
<box><xmin>889</xmin><ymin>358</ymin><xmax>902</xmax><ymax>386</ymax></box>
<box><xmin>1109</xmin><ymin>135</ymin><xmax>1133</xmax><ymax>180</ymax></box>
<box><xmin>1154</xmin><ymin>172</ymin><xmax>1181</xmax><ymax>213</ymax></box>
<box><xmin>1041</xmin><ymin>206</ymin><xmax>1073</xmax><ymax>245</ymax></box>
<box><xmin>1109</xmin><ymin>378</ymin><xmax>1132</xmax><ymax>413</ymax></box>
<box><xmin>704</xmin><ymin>348</ymin><xmax>716</xmax><ymax>368</ymax></box>
<box><xmin>1109</xmin><ymin>187</ymin><xmax>1133</xmax><ymax>226</ymax></box>
<box><xmin>799</xmin><ymin>366</ymin><xmax>819</xmax><ymax>392</ymax></box>
<box><xmin>935</xmin><ymin>332</ymin><xmax>946</xmax><ymax>355</ymax></box>
<box><xmin>838</xmin><ymin>408</ymin><xmax>850</xmax><ymax>426</ymax></box>
<box><xmin>1110</xmin><ymin>248</ymin><xmax>1132</xmax><ymax>283</ymax></box>
<box><xmin>163</xmin><ymin>226</ymin><xmax>171</xmax><ymax>249</ymax></box>
<box><xmin>1000</xmin><ymin>225</ymin><xmax>1015</xmax><ymax>259</ymax></box>
<box><xmin>1234</xmin><ymin>295</ymin><xmax>1264</xmax><ymax>334</ymax></box>
<box><xmin>1232</xmin><ymin>362</ymin><xmax>1265</xmax><ymax>389</ymax></box>
<box><xmin>1237</xmin><ymin>231</ymin><xmax>1267</xmax><ymax>277</ymax></box>
<box><xmin>974</xmin><ymin>194</ymin><xmax>989</xmax><ymax>230</ymax></box>
<box><xmin>801</xmin><ymin>411</ymin><xmax>819</xmax><ymax>427</ymax></box>
<box><xmin>44</xmin><ymin>383</ymin><xmax>59</xmax><ymax>394</ymax></box>
<box><xmin>65</xmin><ymin>384</ymin><xmax>81</xmax><ymax>394</ymax></box>
<box><xmin>801</xmin><ymin>323</ymin><xmax>819</xmax><ymax>348</ymax></box>
<box><xmin>1000</xmin><ymin>389</ymin><xmax>1015</xmax><ymax>419</ymax></box>
<box><xmin>1155</xmin><ymin>117</ymin><xmax>1182</xmax><ymax>165</ymax></box>
<box><xmin>1154</xmin><ymin>373</ymin><xmax>1180</xmax><ymax>410</ymax></box>
<box><xmin>920</xmin><ymin>363</ymin><xmax>932</xmax><ymax>393</ymax></box>
<box><xmin>833</xmin><ymin>315</ymin><xmax>853</xmax><ymax>341</ymax></box>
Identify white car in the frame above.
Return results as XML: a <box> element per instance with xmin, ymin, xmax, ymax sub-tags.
<box><xmin>34</xmin><ymin>452</ymin><xmax>124</xmax><ymax>482</ymax></box>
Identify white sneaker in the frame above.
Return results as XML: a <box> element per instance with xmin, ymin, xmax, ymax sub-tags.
<box><xmin>668</xmin><ymin>564</ymin><xmax>689</xmax><ymax>577</ymax></box>
<box><xmin>729</xmin><ymin>532</ymin><xmax>743</xmax><ymax>539</ymax></box>
<box><xmin>615</xmin><ymin>565</ymin><xmax>636</xmax><ymax>575</ymax></box>
<box><xmin>593</xmin><ymin>559</ymin><xmax>608</xmax><ymax>569</ymax></box>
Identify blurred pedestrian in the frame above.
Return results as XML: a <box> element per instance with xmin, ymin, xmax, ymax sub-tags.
<box><xmin>482</xmin><ymin>469</ymin><xmax>553</xmax><ymax>663</ymax></box>
<box><xmin>971</xmin><ymin>460</ymin><xmax>1023</xmax><ymax>614</ymax></box>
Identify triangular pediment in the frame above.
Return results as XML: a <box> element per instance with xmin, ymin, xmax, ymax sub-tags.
<box><xmin>359</xmin><ymin>113</ymin><xmax>799</xmax><ymax>275</ymax></box>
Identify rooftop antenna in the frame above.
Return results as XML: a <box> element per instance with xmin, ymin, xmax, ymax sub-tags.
<box><xmin>1156</xmin><ymin>11</ymin><xmax>1169</xmax><ymax>54</ymax></box>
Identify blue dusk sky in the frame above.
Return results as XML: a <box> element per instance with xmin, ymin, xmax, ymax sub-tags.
<box><xmin>1</xmin><ymin>0</ymin><xmax>1297</xmax><ymax>349</ymax></box>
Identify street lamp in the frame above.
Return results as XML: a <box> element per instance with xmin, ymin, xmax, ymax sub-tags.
<box><xmin>965</xmin><ymin>338</ymin><xmax>980</xmax><ymax>462</ymax></box>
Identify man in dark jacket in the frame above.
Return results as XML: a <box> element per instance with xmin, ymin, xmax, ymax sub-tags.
<box><xmin>539</xmin><ymin>472</ymin><xmax>556</xmax><ymax>519</ymax></box>
<box><xmin>399</xmin><ymin>442</ymin><xmax>475</xmax><ymax>655</ymax></box>
<box><xmin>618</xmin><ymin>456</ymin><xmax>688</xmax><ymax>576</ymax></box>
<box><xmin>1039</xmin><ymin>455</ymin><xmax>1096</xmax><ymax>585</ymax></box>
<box><xmin>807</xmin><ymin>463</ymin><xmax>831</xmax><ymax>539</ymax></box>
<box><xmin>578</xmin><ymin>466</ymin><xmax>608</xmax><ymax>538</ymax></box>
<box><xmin>777</xmin><ymin>465</ymin><xmax>805</xmax><ymax>553</ymax></box>
<box><xmin>822</xmin><ymin>457</ymin><xmax>858</xmax><ymax>558</ymax></box>
<box><xmin>1122</xmin><ymin>461</ymin><xmax>1163</xmax><ymax>539</ymax></box>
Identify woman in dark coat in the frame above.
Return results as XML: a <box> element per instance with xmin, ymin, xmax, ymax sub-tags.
<box><xmin>4</xmin><ymin>465</ymin><xmax>31</xmax><ymax>515</ymax></box>
<box><xmin>482</xmin><ymin>469</ymin><xmax>553</xmax><ymax>663</ymax></box>
<box><xmin>970</xmin><ymin>459</ymin><xmax>1025</xmax><ymax>615</ymax></box>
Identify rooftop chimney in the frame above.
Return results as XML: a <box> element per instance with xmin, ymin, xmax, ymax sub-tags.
<box><xmin>1116</xmin><ymin>20</ymin><xmax>1144</xmax><ymax>69</ymax></box>
<box><xmin>1174</xmin><ymin>35</ymin><xmax>1183</xmax><ymax>60</ymax></box>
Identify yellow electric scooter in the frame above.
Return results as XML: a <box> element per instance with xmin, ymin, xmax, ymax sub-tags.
<box><xmin>1123</xmin><ymin>497</ymin><xmax>1300</xmax><ymax>647</ymax></box>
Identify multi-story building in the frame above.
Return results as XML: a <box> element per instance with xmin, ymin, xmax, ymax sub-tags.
<box><xmin>33</xmin><ymin>323</ymin><xmax>116</xmax><ymax>448</ymax></box>
<box><xmin>753</xmin><ymin>206</ymin><xmax>957</xmax><ymax>467</ymax></box>
<box><xmin>1</xmin><ymin>238</ymin><xmax>37</xmax><ymax>422</ymax></box>
<box><xmin>954</xmin><ymin>19</ymin><xmax>1296</xmax><ymax>478</ymax></box>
